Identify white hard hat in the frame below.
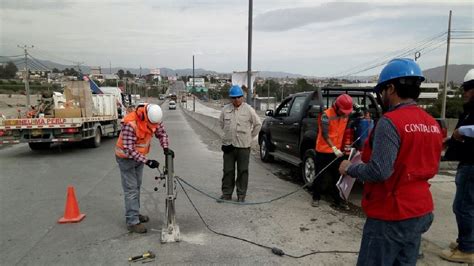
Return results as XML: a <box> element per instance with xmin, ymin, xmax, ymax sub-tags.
<box><xmin>146</xmin><ymin>104</ymin><xmax>163</xmax><ymax>124</ymax></box>
<box><xmin>464</xmin><ymin>69</ymin><xmax>474</xmax><ymax>83</ymax></box>
<box><xmin>463</xmin><ymin>69</ymin><xmax>474</xmax><ymax>90</ymax></box>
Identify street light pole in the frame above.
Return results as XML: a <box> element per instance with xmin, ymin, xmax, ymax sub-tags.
<box><xmin>246</xmin><ymin>0</ymin><xmax>253</xmax><ymax>105</ymax></box>
<box><xmin>193</xmin><ymin>55</ymin><xmax>195</xmax><ymax>112</ymax></box>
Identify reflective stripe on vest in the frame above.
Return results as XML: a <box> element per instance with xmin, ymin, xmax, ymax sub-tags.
<box><xmin>315</xmin><ymin>107</ymin><xmax>348</xmax><ymax>153</ymax></box>
<box><xmin>115</xmin><ymin>121</ymin><xmax>153</xmax><ymax>158</ymax></box>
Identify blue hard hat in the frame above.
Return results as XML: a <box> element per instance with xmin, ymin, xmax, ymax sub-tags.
<box><xmin>374</xmin><ymin>58</ymin><xmax>425</xmax><ymax>93</ymax></box>
<box><xmin>229</xmin><ymin>85</ymin><xmax>244</xmax><ymax>97</ymax></box>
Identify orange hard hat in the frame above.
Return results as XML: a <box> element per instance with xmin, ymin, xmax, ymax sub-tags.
<box><xmin>335</xmin><ymin>94</ymin><xmax>353</xmax><ymax>115</ymax></box>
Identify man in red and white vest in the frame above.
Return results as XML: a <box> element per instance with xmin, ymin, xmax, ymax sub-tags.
<box><xmin>339</xmin><ymin>58</ymin><xmax>443</xmax><ymax>265</ymax></box>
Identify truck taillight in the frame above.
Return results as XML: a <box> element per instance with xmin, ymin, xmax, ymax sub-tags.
<box><xmin>0</xmin><ymin>130</ymin><xmax>4</xmax><ymax>137</ymax></box>
<box><xmin>342</xmin><ymin>128</ymin><xmax>354</xmax><ymax>155</ymax></box>
<box><xmin>62</xmin><ymin>128</ymin><xmax>79</xmax><ymax>134</ymax></box>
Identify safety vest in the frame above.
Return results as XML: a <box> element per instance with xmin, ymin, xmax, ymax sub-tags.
<box><xmin>315</xmin><ymin>107</ymin><xmax>348</xmax><ymax>153</ymax></box>
<box><xmin>115</xmin><ymin>108</ymin><xmax>157</xmax><ymax>158</ymax></box>
<box><xmin>361</xmin><ymin>105</ymin><xmax>443</xmax><ymax>221</ymax></box>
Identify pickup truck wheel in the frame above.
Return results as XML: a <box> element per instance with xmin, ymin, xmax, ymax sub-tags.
<box><xmin>28</xmin><ymin>142</ymin><xmax>51</xmax><ymax>150</ymax></box>
<box><xmin>302</xmin><ymin>150</ymin><xmax>317</xmax><ymax>185</ymax></box>
<box><xmin>260</xmin><ymin>136</ymin><xmax>273</xmax><ymax>162</ymax></box>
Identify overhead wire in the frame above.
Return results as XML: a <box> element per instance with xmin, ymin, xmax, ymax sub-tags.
<box><xmin>27</xmin><ymin>53</ymin><xmax>52</xmax><ymax>71</ymax></box>
<box><xmin>329</xmin><ymin>31</ymin><xmax>448</xmax><ymax>78</ymax></box>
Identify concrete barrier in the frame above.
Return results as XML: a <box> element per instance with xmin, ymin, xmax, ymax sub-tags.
<box><xmin>181</xmin><ymin>105</ymin><xmax>223</xmax><ymax>138</ymax></box>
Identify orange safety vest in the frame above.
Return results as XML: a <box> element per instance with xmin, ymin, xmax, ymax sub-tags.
<box><xmin>115</xmin><ymin>105</ymin><xmax>158</xmax><ymax>158</ymax></box>
<box><xmin>315</xmin><ymin>107</ymin><xmax>348</xmax><ymax>153</ymax></box>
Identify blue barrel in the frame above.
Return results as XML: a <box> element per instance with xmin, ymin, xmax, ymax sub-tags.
<box><xmin>355</xmin><ymin>119</ymin><xmax>374</xmax><ymax>149</ymax></box>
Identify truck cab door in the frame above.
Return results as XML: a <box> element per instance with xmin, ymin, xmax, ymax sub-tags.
<box><xmin>269</xmin><ymin>98</ymin><xmax>292</xmax><ymax>151</ymax></box>
<box><xmin>283</xmin><ymin>96</ymin><xmax>307</xmax><ymax>156</ymax></box>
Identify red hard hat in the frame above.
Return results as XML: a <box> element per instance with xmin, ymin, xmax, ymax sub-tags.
<box><xmin>335</xmin><ymin>94</ymin><xmax>353</xmax><ymax>115</ymax></box>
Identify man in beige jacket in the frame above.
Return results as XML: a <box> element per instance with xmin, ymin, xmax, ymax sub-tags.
<box><xmin>219</xmin><ymin>85</ymin><xmax>262</xmax><ymax>202</ymax></box>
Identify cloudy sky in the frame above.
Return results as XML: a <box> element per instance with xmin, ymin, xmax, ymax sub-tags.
<box><xmin>1</xmin><ymin>0</ymin><xmax>472</xmax><ymax>76</ymax></box>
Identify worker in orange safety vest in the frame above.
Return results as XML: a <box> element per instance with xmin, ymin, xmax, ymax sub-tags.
<box><xmin>311</xmin><ymin>94</ymin><xmax>353</xmax><ymax>209</ymax></box>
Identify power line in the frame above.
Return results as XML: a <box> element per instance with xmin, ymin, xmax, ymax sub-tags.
<box><xmin>27</xmin><ymin>53</ymin><xmax>52</xmax><ymax>71</ymax></box>
<box><xmin>334</xmin><ymin>38</ymin><xmax>447</xmax><ymax>78</ymax></box>
<box><xmin>0</xmin><ymin>54</ymin><xmax>24</xmax><ymax>58</ymax></box>
<box><xmin>329</xmin><ymin>31</ymin><xmax>448</xmax><ymax>78</ymax></box>
<box><xmin>30</xmin><ymin>48</ymin><xmax>76</xmax><ymax>64</ymax></box>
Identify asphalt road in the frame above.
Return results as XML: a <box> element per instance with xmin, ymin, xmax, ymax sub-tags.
<box><xmin>0</xmin><ymin>101</ymin><xmax>460</xmax><ymax>265</ymax></box>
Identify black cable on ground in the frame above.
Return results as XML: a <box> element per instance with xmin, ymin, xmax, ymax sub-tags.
<box><xmin>176</xmin><ymin>178</ymin><xmax>359</xmax><ymax>259</ymax></box>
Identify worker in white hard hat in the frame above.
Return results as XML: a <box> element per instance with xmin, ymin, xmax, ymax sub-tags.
<box><xmin>115</xmin><ymin>103</ymin><xmax>172</xmax><ymax>234</ymax></box>
<box><xmin>441</xmin><ymin>69</ymin><xmax>474</xmax><ymax>264</ymax></box>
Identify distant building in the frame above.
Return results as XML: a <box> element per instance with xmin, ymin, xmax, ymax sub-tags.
<box><xmin>90</xmin><ymin>66</ymin><xmax>102</xmax><ymax>75</ymax></box>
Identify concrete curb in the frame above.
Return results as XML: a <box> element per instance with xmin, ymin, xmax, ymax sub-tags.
<box><xmin>181</xmin><ymin>104</ymin><xmax>223</xmax><ymax>138</ymax></box>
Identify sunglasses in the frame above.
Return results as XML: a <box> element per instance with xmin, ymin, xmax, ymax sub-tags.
<box><xmin>230</xmin><ymin>96</ymin><xmax>242</xmax><ymax>99</ymax></box>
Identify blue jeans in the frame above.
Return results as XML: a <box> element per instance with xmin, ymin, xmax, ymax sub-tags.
<box><xmin>116</xmin><ymin>156</ymin><xmax>144</xmax><ymax>226</ymax></box>
<box><xmin>357</xmin><ymin>213</ymin><xmax>433</xmax><ymax>266</ymax></box>
<box><xmin>453</xmin><ymin>164</ymin><xmax>474</xmax><ymax>252</ymax></box>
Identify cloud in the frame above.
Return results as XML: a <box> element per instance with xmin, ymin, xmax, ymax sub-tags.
<box><xmin>1</xmin><ymin>0</ymin><xmax>73</xmax><ymax>10</ymax></box>
<box><xmin>254</xmin><ymin>2</ymin><xmax>373</xmax><ymax>31</ymax></box>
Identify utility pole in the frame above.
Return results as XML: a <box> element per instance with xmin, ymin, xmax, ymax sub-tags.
<box><xmin>18</xmin><ymin>45</ymin><xmax>34</xmax><ymax>107</ymax></box>
<box><xmin>73</xmin><ymin>61</ymin><xmax>84</xmax><ymax>79</ymax></box>
<box><xmin>281</xmin><ymin>84</ymin><xmax>284</xmax><ymax>102</ymax></box>
<box><xmin>193</xmin><ymin>55</ymin><xmax>195</xmax><ymax>112</ymax></box>
<box><xmin>441</xmin><ymin>10</ymin><xmax>452</xmax><ymax>119</ymax></box>
<box><xmin>109</xmin><ymin>61</ymin><xmax>112</xmax><ymax>74</ymax></box>
<box><xmin>246</xmin><ymin>0</ymin><xmax>253</xmax><ymax>105</ymax></box>
<box><xmin>267</xmin><ymin>80</ymin><xmax>270</xmax><ymax>110</ymax></box>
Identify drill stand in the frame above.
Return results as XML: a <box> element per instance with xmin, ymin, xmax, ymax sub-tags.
<box><xmin>157</xmin><ymin>151</ymin><xmax>180</xmax><ymax>243</ymax></box>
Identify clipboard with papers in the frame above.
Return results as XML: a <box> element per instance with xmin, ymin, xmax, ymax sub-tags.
<box><xmin>336</xmin><ymin>148</ymin><xmax>361</xmax><ymax>201</ymax></box>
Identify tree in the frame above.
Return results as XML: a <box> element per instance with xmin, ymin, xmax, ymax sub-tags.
<box><xmin>52</xmin><ymin>68</ymin><xmax>60</xmax><ymax>73</ymax></box>
<box><xmin>0</xmin><ymin>61</ymin><xmax>18</xmax><ymax>79</ymax></box>
<box><xmin>117</xmin><ymin>69</ymin><xmax>125</xmax><ymax>79</ymax></box>
<box><xmin>62</xmin><ymin>68</ymin><xmax>78</xmax><ymax>76</ymax></box>
<box><xmin>124</xmin><ymin>70</ymin><xmax>135</xmax><ymax>78</ymax></box>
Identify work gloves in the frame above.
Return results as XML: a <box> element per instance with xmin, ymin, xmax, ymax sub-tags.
<box><xmin>145</xmin><ymin>159</ymin><xmax>159</xmax><ymax>169</ymax></box>
<box><xmin>164</xmin><ymin>148</ymin><xmax>175</xmax><ymax>158</ymax></box>
<box><xmin>332</xmin><ymin>146</ymin><xmax>344</xmax><ymax>158</ymax></box>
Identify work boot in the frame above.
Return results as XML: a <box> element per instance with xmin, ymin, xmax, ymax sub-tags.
<box><xmin>217</xmin><ymin>194</ymin><xmax>231</xmax><ymax>203</ymax></box>
<box><xmin>311</xmin><ymin>200</ymin><xmax>320</xmax><ymax>207</ymax></box>
<box><xmin>138</xmin><ymin>214</ymin><xmax>149</xmax><ymax>223</ymax></box>
<box><xmin>237</xmin><ymin>195</ymin><xmax>245</xmax><ymax>203</ymax></box>
<box><xmin>439</xmin><ymin>247</ymin><xmax>474</xmax><ymax>263</ymax></box>
<box><xmin>127</xmin><ymin>223</ymin><xmax>147</xmax><ymax>234</ymax></box>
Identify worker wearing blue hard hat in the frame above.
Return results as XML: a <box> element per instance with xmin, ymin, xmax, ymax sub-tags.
<box><xmin>339</xmin><ymin>58</ymin><xmax>443</xmax><ymax>265</ymax></box>
<box><xmin>218</xmin><ymin>85</ymin><xmax>261</xmax><ymax>203</ymax></box>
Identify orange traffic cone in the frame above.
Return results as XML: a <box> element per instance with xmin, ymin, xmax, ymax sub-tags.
<box><xmin>58</xmin><ymin>186</ymin><xmax>86</xmax><ymax>223</ymax></box>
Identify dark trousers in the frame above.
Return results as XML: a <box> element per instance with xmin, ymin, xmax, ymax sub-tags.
<box><xmin>453</xmin><ymin>163</ymin><xmax>474</xmax><ymax>252</ymax></box>
<box><xmin>222</xmin><ymin>147</ymin><xmax>250</xmax><ymax>196</ymax></box>
<box><xmin>312</xmin><ymin>152</ymin><xmax>343</xmax><ymax>203</ymax></box>
<box><xmin>357</xmin><ymin>213</ymin><xmax>433</xmax><ymax>266</ymax></box>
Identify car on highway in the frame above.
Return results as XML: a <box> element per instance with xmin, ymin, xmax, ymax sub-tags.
<box><xmin>169</xmin><ymin>100</ymin><xmax>176</xmax><ymax>110</ymax></box>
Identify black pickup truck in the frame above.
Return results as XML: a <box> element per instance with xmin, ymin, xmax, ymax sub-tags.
<box><xmin>258</xmin><ymin>87</ymin><xmax>383</xmax><ymax>184</ymax></box>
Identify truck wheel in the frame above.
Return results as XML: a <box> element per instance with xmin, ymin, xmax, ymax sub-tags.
<box><xmin>302</xmin><ymin>149</ymin><xmax>317</xmax><ymax>185</ymax></box>
<box><xmin>86</xmin><ymin>128</ymin><xmax>101</xmax><ymax>148</ymax></box>
<box><xmin>29</xmin><ymin>142</ymin><xmax>51</xmax><ymax>150</ymax></box>
<box><xmin>260</xmin><ymin>136</ymin><xmax>273</xmax><ymax>162</ymax></box>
